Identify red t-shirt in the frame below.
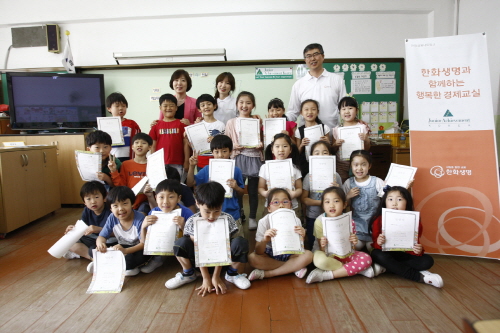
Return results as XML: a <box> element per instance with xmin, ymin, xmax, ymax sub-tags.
<box><xmin>110</xmin><ymin>160</ymin><xmax>147</xmax><ymax>209</ymax></box>
<box><xmin>371</xmin><ymin>215</ymin><xmax>424</xmax><ymax>256</ymax></box>
<box><xmin>149</xmin><ymin>119</ymin><xmax>186</xmax><ymax>165</ymax></box>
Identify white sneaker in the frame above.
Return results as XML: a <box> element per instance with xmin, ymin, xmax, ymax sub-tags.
<box><xmin>165</xmin><ymin>272</ymin><xmax>197</xmax><ymax>289</ymax></box>
<box><xmin>248</xmin><ymin>269</ymin><xmax>265</xmax><ymax>281</ymax></box>
<box><xmin>125</xmin><ymin>268</ymin><xmax>140</xmax><ymax>276</ymax></box>
<box><xmin>140</xmin><ymin>256</ymin><xmax>164</xmax><ymax>273</ymax></box>
<box><xmin>225</xmin><ymin>273</ymin><xmax>251</xmax><ymax>289</ymax></box>
<box><xmin>420</xmin><ymin>270</ymin><xmax>444</xmax><ymax>288</ymax></box>
<box><xmin>86</xmin><ymin>262</ymin><xmax>94</xmax><ymax>273</ymax></box>
<box><xmin>295</xmin><ymin>267</ymin><xmax>308</xmax><ymax>279</ymax></box>
<box><xmin>358</xmin><ymin>266</ymin><xmax>375</xmax><ymax>278</ymax></box>
<box><xmin>63</xmin><ymin>251</ymin><xmax>80</xmax><ymax>259</ymax></box>
<box><xmin>373</xmin><ymin>263</ymin><xmax>386</xmax><ymax>276</ymax></box>
<box><xmin>306</xmin><ymin>268</ymin><xmax>334</xmax><ymax>284</ymax></box>
<box><xmin>248</xmin><ymin>218</ymin><xmax>258</xmax><ymax>230</ymax></box>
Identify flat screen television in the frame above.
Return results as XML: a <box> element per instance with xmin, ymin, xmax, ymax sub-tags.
<box><xmin>6</xmin><ymin>72</ymin><xmax>106</xmax><ymax>130</ymax></box>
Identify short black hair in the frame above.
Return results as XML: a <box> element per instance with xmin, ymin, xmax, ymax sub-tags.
<box><xmin>80</xmin><ymin>181</ymin><xmax>107</xmax><ymax>201</ymax></box>
<box><xmin>169</xmin><ymin>69</ymin><xmax>192</xmax><ymax>92</ymax></box>
<box><xmin>210</xmin><ymin>134</ymin><xmax>232</xmax><ymax>152</ymax></box>
<box><xmin>195</xmin><ymin>182</ymin><xmax>225</xmax><ymax>209</ymax></box>
<box><xmin>159</xmin><ymin>93</ymin><xmax>177</xmax><ymax>106</ymax></box>
<box><xmin>321</xmin><ymin>186</ymin><xmax>346</xmax><ymax>207</ymax></box>
<box><xmin>267</xmin><ymin>97</ymin><xmax>285</xmax><ymax>110</ymax></box>
<box><xmin>196</xmin><ymin>94</ymin><xmax>218</xmax><ymax>111</ymax></box>
<box><xmin>338</xmin><ymin>96</ymin><xmax>359</xmax><ymax>110</ymax></box>
<box><xmin>106</xmin><ymin>186</ymin><xmax>136</xmax><ymax>205</ymax></box>
<box><xmin>155</xmin><ymin>179</ymin><xmax>182</xmax><ymax>196</ymax></box>
<box><xmin>106</xmin><ymin>92</ymin><xmax>128</xmax><ymax>109</ymax></box>
<box><xmin>303</xmin><ymin>43</ymin><xmax>324</xmax><ymax>57</ymax></box>
<box><xmin>132</xmin><ymin>132</ymin><xmax>152</xmax><ymax>146</ymax></box>
<box><xmin>86</xmin><ymin>130</ymin><xmax>112</xmax><ymax>147</ymax></box>
<box><xmin>349</xmin><ymin>149</ymin><xmax>372</xmax><ymax>166</ymax></box>
<box><xmin>165</xmin><ymin>165</ymin><xmax>181</xmax><ymax>181</ymax></box>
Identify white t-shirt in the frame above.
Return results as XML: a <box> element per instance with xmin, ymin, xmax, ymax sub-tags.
<box><xmin>215</xmin><ymin>95</ymin><xmax>237</xmax><ymax>125</ymax></box>
<box><xmin>259</xmin><ymin>162</ymin><xmax>302</xmax><ymax>209</ymax></box>
<box><xmin>200</xmin><ymin>119</ymin><xmax>226</xmax><ymax>156</ymax></box>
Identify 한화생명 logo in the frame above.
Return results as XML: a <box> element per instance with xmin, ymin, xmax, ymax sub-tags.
<box><xmin>430</xmin><ymin>166</ymin><xmax>445</xmax><ymax>178</ymax></box>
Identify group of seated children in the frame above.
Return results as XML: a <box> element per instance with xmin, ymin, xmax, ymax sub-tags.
<box><xmin>62</xmin><ymin>90</ymin><xmax>443</xmax><ymax>297</ymax></box>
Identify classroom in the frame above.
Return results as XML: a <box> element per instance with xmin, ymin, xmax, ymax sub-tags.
<box><xmin>0</xmin><ymin>1</ymin><xmax>499</xmax><ymax>332</ymax></box>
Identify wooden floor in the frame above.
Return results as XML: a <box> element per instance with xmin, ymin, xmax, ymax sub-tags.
<box><xmin>0</xmin><ymin>205</ymin><xmax>499</xmax><ymax>333</ymax></box>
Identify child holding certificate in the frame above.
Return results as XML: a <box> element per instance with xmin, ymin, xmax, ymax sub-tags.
<box><xmin>332</xmin><ymin>96</ymin><xmax>371</xmax><ymax>182</ymax></box>
<box><xmin>248</xmin><ymin>188</ymin><xmax>312</xmax><ymax>281</ymax></box>
<box><xmin>306</xmin><ymin>187</ymin><xmax>374</xmax><ymax>284</ymax></box>
<box><xmin>225</xmin><ymin>91</ymin><xmax>263</xmax><ymax>230</ymax></box>
<box><xmin>370</xmin><ymin>186</ymin><xmax>443</xmax><ymax>288</ymax></box>
<box><xmin>63</xmin><ymin>181</ymin><xmax>114</xmax><ymax>260</ymax></box>
<box><xmin>258</xmin><ymin>133</ymin><xmax>302</xmax><ymax>211</ymax></box>
<box><xmin>294</xmin><ymin>99</ymin><xmax>331</xmax><ymax>177</ymax></box>
<box><xmin>301</xmin><ymin>141</ymin><xmax>342</xmax><ymax>249</ymax></box>
<box><xmin>166</xmin><ymin>182</ymin><xmax>251</xmax><ymax>295</ymax></box>
<box><xmin>193</xmin><ymin>94</ymin><xmax>226</xmax><ymax>169</ymax></box>
<box><xmin>267</xmin><ymin>98</ymin><xmax>297</xmax><ymax>137</ymax></box>
<box><xmin>186</xmin><ymin>135</ymin><xmax>245</xmax><ymax>236</ymax></box>
<box><xmin>342</xmin><ymin>150</ymin><xmax>384</xmax><ymax>251</ymax></box>
<box><xmin>88</xmin><ymin>186</ymin><xmax>148</xmax><ymax>276</ymax></box>
<box><xmin>86</xmin><ymin>130</ymin><xmax>121</xmax><ymax>189</ymax></box>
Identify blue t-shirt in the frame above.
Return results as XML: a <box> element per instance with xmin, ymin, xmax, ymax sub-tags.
<box><xmin>194</xmin><ymin>164</ymin><xmax>244</xmax><ymax>221</ymax></box>
<box><xmin>149</xmin><ymin>204</ymin><xmax>194</xmax><ymax>221</ymax></box>
<box><xmin>180</xmin><ymin>184</ymin><xmax>195</xmax><ymax>208</ymax></box>
<box><xmin>81</xmin><ymin>206</ymin><xmax>112</xmax><ymax>234</ymax></box>
<box><xmin>99</xmin><ymin>210</ymin><xmax>144</xmax><ymax>246</ymax></box>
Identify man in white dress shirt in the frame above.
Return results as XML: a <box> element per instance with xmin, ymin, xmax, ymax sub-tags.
<box><xmin>286</xmin><ymin>43</ymin><xmax>346</xmax><ymax>129</ymax></box>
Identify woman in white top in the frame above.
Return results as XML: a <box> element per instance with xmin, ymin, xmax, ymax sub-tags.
<box><xmin>214</xmin><ymin>72</ymin><xmax>237</xmax><ymax>125</ymax></box>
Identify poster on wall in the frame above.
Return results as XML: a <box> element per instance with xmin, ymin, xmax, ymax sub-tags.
<box><xmin>405</xmin><ymin>33</ymin><xmax>500</xmax><ymax>259</ymax></box>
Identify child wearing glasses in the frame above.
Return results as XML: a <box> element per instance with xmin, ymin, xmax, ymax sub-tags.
<box><xmin>248</xmin><ymin>188</ymin><xmax>313</xmax><ymax>281</ymax></box>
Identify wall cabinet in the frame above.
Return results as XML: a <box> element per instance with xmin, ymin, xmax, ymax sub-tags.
<box><xmin>0</xmin><ymin>146</ymin><xmax>60</xmax><ymax>233</ymax></box>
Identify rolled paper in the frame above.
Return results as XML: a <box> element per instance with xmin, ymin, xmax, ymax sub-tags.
<box><xmin>48</xmin><ymin>220</ymin><xmax>88</xmax><ymax>258</ymax></box>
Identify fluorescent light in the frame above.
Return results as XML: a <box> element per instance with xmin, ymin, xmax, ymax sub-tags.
<box><xmin>113</xmin><ymin>48</ymin><xmax>226</xmax><ymax>64</ymax></box>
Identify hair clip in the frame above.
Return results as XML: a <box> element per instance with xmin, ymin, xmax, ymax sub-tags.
<box><xmin>345</xmin><ymin>92</ymin><xmax>356</xmax><ymax>99</ymax></box>
<box><xmin>383</xmin><ymin>185</ymin><xmax>392</xmax><ymax>193</ymax></box>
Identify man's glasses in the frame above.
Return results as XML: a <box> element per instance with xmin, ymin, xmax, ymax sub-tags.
<box><xmin>305</xmin><ymin>52</ymin><xmax>323</xmax><ymax>59</ymax></box>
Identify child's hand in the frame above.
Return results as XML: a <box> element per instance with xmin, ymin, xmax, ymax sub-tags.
<box><xmin>358</xmin><ymin>133</ymin><xmax>368</xmax><ymax>141</ymax></box>
<box><xmin>294</xmin><ymin>226</ymin><xmax>306</xmax><ymax>238</ymax></box>
<box><xmin>173</xmin><ymin>216</ymin><xmax>185</xmax><ymax>230</ymax></box>
<box><xmin>144</xmin><ymin>183</ymin><xmax>154</xmax><ymax>197</ymax></box>
<box><xmin>347</xmin><ymin>187</ymin><xmax>360</xmax><ymax>200</ymax></box>
<box><xmin>143</xmin><ymin>215</ymin><xmax>158</xmax><ymax>228</ymax></box>
<box><xmin>263</xmin><ymin>228</ymin><xmax>277</xmax><ymax>242</ymax></box>
<box><xmin>333</xmin><ymin>139</ymin><xmax>344</xmax><ymax>147</ymax></box>
<box><xmin>207</xmin><ymin>136</ymin><xmax>214</xmax><ymax>143</ymax></box>
<box><xmin>65</xmin><ymin>225</ymin><xmax>74</xmax><ymax>234</ymax></box>
<box><xmin>233</xmin><ymin>143</ymin><xmax>243</xmax><ymax>150</ymax></box>
<box><xmin>150</xmin><ymin>119</ymin><xmax>159</xmax><ymax>127</ymax></box>
<box><xmin>112</xmin><ymin>244</ymin><xmax>127</xmax><ymax>254</ymax></box>
<box><xmin>377</xmin><ymin>234</ymin><xmax>386</xmax><ymax>246</ymax></box>
<box><xmin>319</xmin><ymin>236</ymin><xmax>328</xmax><ymax>252</ymax></box>
<box><xmin>319</xmin><ymin>135</ymin><xmax>330</xmax><ymax>144</ymax></box>
<box><xmin>257</xmin><ymin>142</ymin><xmax>263</xmax><ymax>149</ymax></box>
<box><xmin>227</xmin><ymin>179</ymin><xmax>238</xmax><ymax>189</ymax></box>
<box><xmin>413</xmin><ymin>243</ymin><xmax>423</xmax><ymax>255</ymax></box>
<box><xmin>300</xmin><ymin>138</ymin><xmax>310</xmax><ymax>148</ymax></box>
<box><xmin>211</xmin><ymin>275</ymin><xmax>227</xmax><ymax>295</ymax></box>
<box><xmin>195</xmin><ymin>117</ymin><xmax>203</xmax><ymax>124</ymax></box>
<box><xmin>97</xmin><ymin>172</ymin><xmax>112</xmax><ymax>185</ymax></box>
<box><xmin>180</xmin><ymin>118</ymin><xmax>191</xmax><ymax>126</ymax></box>
<box><xmin>96</xmin><ymin>242</ymin><xmax>107</xmax><ymax>253</ymax></box>
<box><xmin>349</xmin><ymin>233</ymin><xmax>358</xmax><ymax>245</ymax></box>
<box><xmin>84</xmin><ymin>225</ymin><xmax>100</xmax><ymax>236</ymax></box>
<box><xmin>330</xmin><ymin>181</ymin><xmax>340</xmax><ymax>187</ymax></box>
<box><xmin>189</xmin><ymin>151</ymin><xmax>199</xmax><ymax>167</ymax></box>
<box><xmin>197</xmin><ymin>278</ymin><xmax>214</xmax><ymax>297</ymax></box>
<box><xmin>108</xmin><ymin>155</ymin><xmax>117</xmax><ymax>173</ymax></box>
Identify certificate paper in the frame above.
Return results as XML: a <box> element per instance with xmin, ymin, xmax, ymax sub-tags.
<box><xmin>382</xmin><ymin>208</ymin><xmax>419</xmax><ymax>251</ymax></box>
<box><xmin>322</xmin><ymin>212</ymin><xmax>353</xmax><ymax>258</ymax></box>
<box><xmin>378</xmin><ymin>163</ymin><xmax>418</xmax><ymax>197</ymax></box>
<box><xmin>309</xmin><ymin>156</ymin><xmax>336</xmax><ymax>192</ymax></box>
<box><xmin>239</xmin><ymin>118</ymin><xmax>260</xmax><ymax>148</ymax></box>
<box><xmin>269</xmin><ymin>208</ymin><xmax>304</xmax><ymax>255</ymax></box>
<box><xmin>97</xmin><ymin>117</ymin><xmax>124</xmax><ymax>146</ymax></box>
<box><xmin>48</xmin><ymin>220</ymin><xmax>88</xmax><ymax>258</ymax></box>
<box><xmin>338</xmin><ymin>125</ymin><xmax>364</xmax><ymax>160</ymax></box>
<box><xmin>143</xmin><ymin>209</ymin><xmax>180</xmax><ymax>255</ymax></box>
<box><xmin>209</xmin><ymin>159</ymin><xmax>235</xmax><ymax>198</ymax></box>
<box><xmin>185</xmin><ymin>122</ymin><xmax>211</xmax><ymax>155</ymax></box>
<box><xmin>266</xmin><ymin>159</ymin><xmax>293</xmax><ymax>191</ymax></box>
<box><xmin>75</xmin><ymin>150</ymin><xmax>103</xmax><ymax>183</ymax></box>
<box><xmin>87</xmin><ymin>249</ymin><xmax>126</xmax><ymax>294</ymax></box>
<box><xmin>303</xmin><ymin>124</ymin><xmax>324</xmax><ymax>159</ymax></box>
<box><xmin>147</xmin><ymin>148</ymin><xmax>167</xmax><ymax>190</ymax></box>
<box><xmin>263</xmin><ymin>118</ymin><xmax>286</xmax><ymax>148</ymax></box>
<box><xmin>194</xmin><ymin>217</ymin><xmax>231</xmax><ymax>267</ymax></box>
<box><xmin>132</xmin><ymin>176</ymin><xmax>149</xmax><ymax>195</ymax></box>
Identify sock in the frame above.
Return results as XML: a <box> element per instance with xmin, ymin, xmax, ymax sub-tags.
<box><xmin>227</xmin><ymin>267</ymin><xmax>238</xmax><ymax>276</ymax></box>
<box><xmin>182</xmin><ymin>268</ymin><xmax>194</xmax><ymax>276</ymax></box>
<box><xmin>418</xmin><ymin>273</ymin><xmax>425</xmax><ymax>283</ymax></box>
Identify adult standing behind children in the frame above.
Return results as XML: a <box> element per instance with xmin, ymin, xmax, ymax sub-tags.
<box><xmin>286</xmin><ymin>43</ymin><xmax>346</xmax><ymax>130</ymax></box>
<box><xmin>157</xmin><ymin>69</ymin><xmax>201</xmax><ymax>126</ymax></box>
<box><xmin>213</xmin><ymin>72</ymin><xmax>237</xmax><ymax>125</ymax></box>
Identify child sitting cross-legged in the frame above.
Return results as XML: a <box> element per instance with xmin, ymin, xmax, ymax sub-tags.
<box><xmin>165</xmin><ymin>182</ymin><xmax>251</xmax><ymax>295</ymax></box>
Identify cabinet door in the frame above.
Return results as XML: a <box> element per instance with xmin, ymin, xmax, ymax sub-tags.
<box><xmin>0</xmin><ymin>151</ymin><xmax>29</xmax><ymax>233</ymax></box>
<box><xmin>42</xmin><ymin>148</ymin><xmax>61</xmax><ymax>212</ymax></box>
<box><xmin>24</xmin><ymin>150</ymin><xmax>46</xmax><ymax>221</ymax></box>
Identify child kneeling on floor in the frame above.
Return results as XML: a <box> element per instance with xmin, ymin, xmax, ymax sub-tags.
<box><xmin>165</xmin><ymin>182</ymin><xmax>251</xmax><ymax>296</ymax></box>
<box><xmin>248</xmin><ymin>188</ymin><xmax>313</xmax><ymax>281</ymax></box>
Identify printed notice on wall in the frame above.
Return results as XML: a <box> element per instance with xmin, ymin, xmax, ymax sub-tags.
<box><xmin>375</xmin><ymin>79</ymin><xmax>396</xmax><ymax>94</ymax></box>
<box><xmin>351</xmin><ymin>79</ymin><xmax>372</xmax><ymax>94</ymax></box>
